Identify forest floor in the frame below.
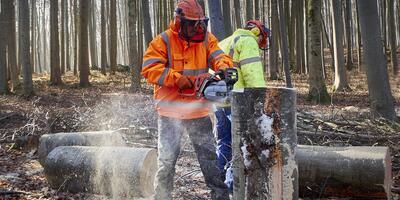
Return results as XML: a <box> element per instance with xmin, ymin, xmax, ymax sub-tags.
<box><xmin>0</xmin><ymin>65</ymin><xmax>400</xmax><ymax>199</ymax></box>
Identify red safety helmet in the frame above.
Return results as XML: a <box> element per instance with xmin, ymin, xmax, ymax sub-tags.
<box><xmin>175</xmin><ymin>0</ymin><xmax>209</xmax><ymax>43</ymax></box>
<box><xmin>245</xmin><ymin>20</ymin><xmax>271</xmax><ymax>50</ymax></box>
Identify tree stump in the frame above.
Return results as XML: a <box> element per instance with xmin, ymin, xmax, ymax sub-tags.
<box><xmin>38</xmin><ymin>131</ymin><xmax>125</xmax><ymax>165</ymax></box>
<box><xmin>232</xmin><ymin>87</ymin><xmax>298</xmax><ymax>200</ymax></box>
<box><xmin>44</xmin><ymin>146</ymin><xmax>157</xmax><ymax>198</ymax></box>
<box><xmin>297</xmin><ymin>145</ymin><xmax>391</xmax><ymax>199</ymax></box>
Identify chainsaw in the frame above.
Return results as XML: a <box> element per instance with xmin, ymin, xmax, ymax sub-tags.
<box><xmin>179</xmin><ymin>68</ymin><xmax>238</xmax><ymax>103</ymax></box>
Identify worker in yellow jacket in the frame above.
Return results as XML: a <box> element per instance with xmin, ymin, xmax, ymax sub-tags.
<box><xmin>215</xmin><ymin>20</ymin><xmax>270</xmax><ymax>190</ymax></box>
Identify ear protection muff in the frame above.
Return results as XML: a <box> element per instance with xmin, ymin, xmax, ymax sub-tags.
<box><xmin>250</xmin><ymin>27</ymin><xmax>260</xmax><ymax>36</ymax></box>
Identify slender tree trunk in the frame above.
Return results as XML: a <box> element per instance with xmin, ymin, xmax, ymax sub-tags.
<box><xmin>307</xmin><ymin>0</ymin><xmax>330</xmax><ymax>103</ymax></box>
<box><xmin>128</xmin><ymin>0</ymin><xmax>140</xmax><ymax>93</ymax></box>
<box><xmin>50</xmin><ymin>0</ymin><xmax>62</xmax><ymax>85</ymax></box>
<box><xmin>222</xmin><ymin>0</ymin><xmax>233</xmax><ymax>37</ymax></box>
<box><xmin>357</xmin><ymin>0</ymin><xmax>396</xmax><ymax>121</ymax></box>
<box><xmin>233</xmin><ymin>0</ymin><xmax>242</xmax><ymax>28</ymax></box>
<box><xmin>345</xmin><ymin>0</ymin><xmax>354</xmax><ymax>70</ymax></box>
<box><xmin>74</xmin><ymin>0</ymin><xmax>79</xmax><ymax>75</ymax></box>
<box><xmin>5</xmin><ymin>0</ymin><xmax>19</xmax><ymax>90</ymax></box>
<box><xmin>110</xmin><ymin>0</ymin><xmax>117</xmax><ymax>74</ymax></box>
<box><xmin>43</xmin><ymin>0</ymin><xmax>48</xmax><ymax>72</ymax></box>
<box><xmin>0</xmin><ymin>0</ymin><xmax>10</xmax><ymax>94</ymax></box>
<box><xmin>278</xmin><ymin>0</ymin><xmax>292</xmax><ymax>88</ymax></box>
<box><xmin>141</xmin><ymin>0</ymin><xmax>152</xmax><ymax>48</ymax></box>
<box><xmin>101</xmin><ymin>0</ymin><xmax>107</xmax><ymax>74</ymax></box>
<box><xmin>208</xmin><ymin>0</ymin><xmax>226</xmax><ymax>40</ymax></box>
<box><xmin>356</xmin><ymin>0</ymin><xmax>362</xmax><ymax>71</ymax></box>
<box><xmin>79</xmin><ymin>0</ymin><xmax>90</xmax><ymax>86</ymax></box>
<box><xmin>19</xmin><ymin>0</ymin><xmax>33</xmax><ymax>95</ymax></box>
<box><xmin>65</xmin><ymin>0</ymin><xmax>70</xmax><ymax>72</ymax></box>
<box><xmin>289</xmin><ymin>0</ymin><xmax>296</xmax><ymax>69</ymax></box>
<box><xmin>269</xmin><ymin>0</ymin><xmax>279</xmax><ymax>80</ymax></box>
<box><xmin>331</xmin><ymin>0</ymin><xmax>350</xmax><ymax>91</ymax></box>
<box><xmin>296</xmin><ymin>0</ymin><xmax>303</xmax><ymax>74</ymax></box>
<box><xmin>246</xmin><ymin>0</ymin><xmax>254</xmax><ymax>21</ymax></box>
<box><xmin>61</xmin><ymin>0</ymin><xmax>66</xmax><ymax>74</ymax></box>
<box><xmin>31</xmin><ymin>0</ymin><xmax>37</xmax><ymax>73</ymax></box>
<box><xmin>89</xmin><ymin>0</ymin><xmax>98</xmax><ymax>68</ymax></box>
<box><xmin>388</xmin><ymin>0</ymin><xmax>398</xmax><ymax>75</ymax></box>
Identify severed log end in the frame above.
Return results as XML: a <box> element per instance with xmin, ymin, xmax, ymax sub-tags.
<box><xmin>44</xmin><ymin>146</ymin><xmax>157</xmax><ymax>198</ymax></box>
<box><xmin>38</xmin><ymin>130</ymin><xmax>125</xmax><ymax>165</ymax></box>
<box><xmin>297</xmin><ymin>145</ymin><xmax>391</xmax><ymax>199</ymax></box>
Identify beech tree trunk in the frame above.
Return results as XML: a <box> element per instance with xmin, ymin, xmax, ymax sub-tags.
<box><xmin>110</xmin><ymin>0</ymin><xmax>117</xmax><ymax>74</ymax></box>
<box><xmin>307</xmin><ymin>0</ymin><xmax>330</xmax><ymax>103</ymax></box>
<box><xmin>357</xmin><ymin>0</ymin><xmax>397</xmax><ymax>121</ymax></box>
<box><xmin>50</xmin><ymin>0</ymin><xmax>62</xmax><ymax>85</ymax></box>
<box><xmin>19</xmin><ymin>0</ymin><xmax>33</xmax><ymax>95</ymax></box>
<box><xmin>297</xmin><ymin>145</ymin><xmax>391</xmax><ymax>199</ymax></box>
<box><xmin>331</xmin><ymin>0</ymin><xmax>350</xmax><ymax>91</ymax></box>
<box><xmin>208</xmin><ymin>0</ymin><xmax>225</xmax><ymax>40</ymax></box>
<box><xmin>0</xmin><ymin>0</ymin><xmax>9</xmax><ymax>94</ymax></box>
<box><xmin>79</xmin><ymin>0</ymin><xmax>90</xmax><ymax>87</ymax></box>
<box><xmin>44</xmin><ymin>146</ymin><xmax>157</xmax><ymax>198</ymax></box>
<box><xmin>38</xmin><ymin>131</ymin><xmax>125</xmax><ymax>165</ymax></box>
<box><xmin>232</xmin><ymin>87</ymin><xmax>298</xmax><ymax>199</ymax></box>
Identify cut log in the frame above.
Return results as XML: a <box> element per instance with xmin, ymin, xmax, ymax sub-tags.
<box><xmin>231</xmin><ymin>87</ymin><xmax>298</xmax><ymax>199</ymax></box>
<box><xmin>297</xmin><ymin>145</ymin><xmax>391</xmax><ymax>199</ymax></box>
<box><xmin>44</xmin><ymin>146</ymin><xmax>157</xmax><ymax>198</ymax></box>
<box><xmin>38</xmin><ymin>131</ymin><xmax>125</xmax><ymax>165</ymax></box>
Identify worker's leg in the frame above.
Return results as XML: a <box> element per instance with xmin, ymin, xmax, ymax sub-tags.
<box><xmin>215</xmin><ymin>107</ymin><xmax>232</xmax><ymax>172</ymax></box>
<box><xmin>154</xmin><ymin>116</ymin><xmax>183</xmax><ymax>200</ymax></box>
<box><xmin>185</xmin><ymin>117</ymin><xmax>229</xmax><ymax>200</ymax></box>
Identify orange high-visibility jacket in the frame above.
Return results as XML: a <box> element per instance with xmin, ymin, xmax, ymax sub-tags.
<box><xmin>141</xmin><ymin>23</ymin><xmax>233</xmax><ymax>119</ymax></box>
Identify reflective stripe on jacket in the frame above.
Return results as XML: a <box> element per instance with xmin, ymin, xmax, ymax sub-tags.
<box><xmin>141</xmin><ymin>22</ymin><xmax>233</xmax><ymax>119</ymax></box>
<box><xmin>218</xmin><ymin>29</ymin><xmax>266</xmax><ymax>89</ymax></box>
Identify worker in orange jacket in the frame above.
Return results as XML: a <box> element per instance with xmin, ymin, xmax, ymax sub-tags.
<box><xmin>141</xmin><ymin>0</ymin><xmax>232</xmax><ymax>199</ymax></box>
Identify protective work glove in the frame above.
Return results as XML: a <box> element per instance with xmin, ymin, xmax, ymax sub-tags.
<box><xmin>176</xmin><ymin>75</ymin><xmax>194</xmax><ymax>90</ymax></box>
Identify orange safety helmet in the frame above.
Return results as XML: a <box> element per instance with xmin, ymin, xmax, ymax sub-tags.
<box><xmin>245</xmin><ymin>20</ymin><xmax>271</xmax><ymax>50</ymax></box>
<box><xmin>175</xmin><ymin>0</ymin><xmax>209</xmax><ymax>43</ymax></box>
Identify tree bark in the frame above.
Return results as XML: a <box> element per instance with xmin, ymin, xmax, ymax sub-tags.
<box><xmin>208</xmin><ymin>0</ymin><xmax>225</xmax><ymax>41</ymax></box>
<box><xmin>38</xmin><ymin>131</ymin><xmax>125</xmax><ymax>165</ymax></box>
<box><xmin>307</xmin><ymin>0</ymin><xmax>330</xmax><ymax>103</ymax></box>
<box><xmin>387</xmin><ymin>0</ymin><xmax>398</xmax><ymax>75</ymax></box>
<box><xmin>79</xmin><ymin>0</ymin><xmax>90</xmax><ymax>87</ymax></box>
<box><xmin>101</xmin><ymin>0</ymin><xmax>107</xmax><ymax>74</ymax></box>
<box><xmin>61</xmin><ymin>0</ymin><xmax>66</xmax><ymax>74</ymax></box>
<box><xmin>19</xmin><ymin>0</ymin><xmax>33</xmax><ymax>95</ymax></box>
<box><xmin>357</xmin><ymin>0</ymin><xmax>397</xmax><ymax>121</ymax></box>
<box><xmin>128</xmin><ymin>0</ymin><xmax>140</xmax><ymax>93</ymax></box>
<box><xmin>297</xmin><ymin>145</ymin><xmax>391</xmax><ymax>199</ymax></box>
<box><xmin>278</xmin><ymin>0</ymin><xmax>293</xmax><ymax>88</ymax></box>
<box><xmin>0</xmin><ymin>0</ymin><xmax>9</xmax><ymax>94</ymax></box>
<box><xmin>50</xmin><ymin>0</ymin><xmax>62</xmax><ymax>85</ymax></box>
<box><xmin>5</xmin><ymin>0</ymin><xmax>19</xmax><ymax>90</ymax></box>
<box><xmin>344</xmin><ymin>0</ymin><xmax>354</xmax><ymax>71</ymax></box>
<box><xmin>232</xmin><ymin>87</ymin><xmax>298</xmax><ymax>200</ymax></box>
<box><xmin>269</xmin><ymin>0</ymin><xmax>279</xmax><ymax>80</ymax></box>
<box><xmin>110</xmin><ymin>0</ymin><xmax>117</xmax><ymax>74</ymax></box>
<box><xmin>44</xmin><ymin>146</ymin><xmax>157</xmax><ymax>198</ymax></box>
<box><xmin>233</xmin><ymin>0</ymin><xmax>242</xmax><ymax>28</ymax></box>
<box><xmin>141</xmin><ymin>0</ymin><xmax>152</xmax><ymax>48</ymax></box>
<box><xmin>331</xmin><ymin>0</ymin><xmax>350</xmax><ymax>91</ymax></box>
<box><xmin>246</xmin><ymin>0</ymin><xmax>254</xmax><ymax>21</ymax></box>
<box><xmin>222</xmin><ymin>0</ymin><xmax>233</xmax><ymax>36</ymax></box>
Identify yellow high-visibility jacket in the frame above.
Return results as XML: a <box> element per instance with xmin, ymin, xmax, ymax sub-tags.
<box><xmin>218</xmin><ymin>29</ymin><xmax>266</xmax><ymax>89</ymax></box>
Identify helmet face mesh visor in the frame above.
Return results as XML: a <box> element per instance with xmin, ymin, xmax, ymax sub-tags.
<box><xmin>179</xmin><ymin>17</ymin><xmax>209</xmax><ymax>43</ymax></box>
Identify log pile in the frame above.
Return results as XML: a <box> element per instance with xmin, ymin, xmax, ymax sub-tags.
<box><xmin>38</xmin><ymin>130</ymin><xmax>126</xmax><ymax>165</ymax></box>
<box><xmin>39</xmin><ymin>131</ymin><xmax>157</xmax><ymax>198</ymax></box>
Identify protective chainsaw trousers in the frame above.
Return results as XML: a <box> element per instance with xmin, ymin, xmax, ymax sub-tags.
<box><xmin>154</xmin><ymin>115</ymin><xmax>229</xmax><ymax>200</ymax></box>
<box><xmin>215</xmin><ymin>107</ymin><xmax>234</xmax><ymax>190</ymax></box>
